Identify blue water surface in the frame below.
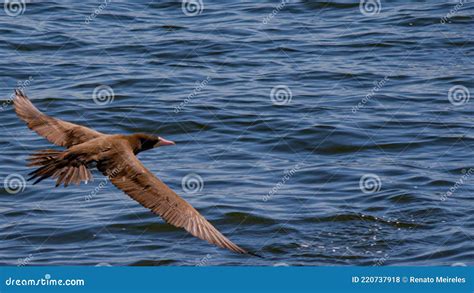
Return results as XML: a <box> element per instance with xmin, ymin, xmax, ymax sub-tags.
<box><xmin>0</xmin><ymin>1</ymin><xmax>473</xmax><ymax>266</ymax></box>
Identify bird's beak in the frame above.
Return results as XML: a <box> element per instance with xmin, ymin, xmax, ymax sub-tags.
<box><xmin>156</xmin><ymin>137</ymin><xmax>176</xmax><ymax>147</ymax></box>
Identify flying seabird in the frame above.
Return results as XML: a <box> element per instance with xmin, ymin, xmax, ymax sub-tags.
<box><xmin>13</xmin><ymin>89</ymin><xmax>255</xmax><ymax>256</ymax></box>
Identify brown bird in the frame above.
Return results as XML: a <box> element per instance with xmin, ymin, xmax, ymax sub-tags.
<box><xmin>13</xmin><ymin>89</ymin><xmax>255</xmax><ymax>256</ymax></box>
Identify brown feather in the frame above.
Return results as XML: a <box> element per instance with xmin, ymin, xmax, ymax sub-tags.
<box><xmin>27</xmin><ymin>149</ymin><xmax>92</xmax><ymax>187</ymax></box>
<box><xmin>97</xmin><ymin>145</ymin><xmax>249</xmax><ymax>255</ymax></box>
<box><xmin>13</xmin><ymin>90</ymin><xmax>104</xmax><ymax>148</ymax></box>
<box><xmin>15</xmin><ymin>90</ymin><xmax>253</xmax><ymax>256</ymax></box>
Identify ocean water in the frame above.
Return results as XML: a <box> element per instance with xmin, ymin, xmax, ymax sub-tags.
<box><xmin>0</xmin><ymin>1</ymin><xmax>473</xmax><ymax>266</ymax></box>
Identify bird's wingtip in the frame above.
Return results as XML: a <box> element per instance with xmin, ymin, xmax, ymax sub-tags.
<box><xmin>14</xmin><ymin>88</ymin><xmax>26</xmax><ymax>99</ymax></box>
<box><xmin>247</xmin><ymin>250</ymin><xmax>264</xmax><ymax>258</ymax></box>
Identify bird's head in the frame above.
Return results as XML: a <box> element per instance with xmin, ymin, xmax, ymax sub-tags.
<box><xmin>131</xmin><ymin>133</ymin><xmax>175</xmax><ymax>153</ymax></box>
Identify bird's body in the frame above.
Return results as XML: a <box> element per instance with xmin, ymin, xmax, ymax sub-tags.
<box><xmin>13</xmin><ymin>89</ymin><xmax>253</xmax><ymax>256</ymax></box>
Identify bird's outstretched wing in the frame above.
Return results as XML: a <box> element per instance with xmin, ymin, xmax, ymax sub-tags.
<box><xmin>97</xmin><ymin>145</ymin><xmax>249</xmax><ymax>255</ymax></box>
<box><xmin>13</xmin><ymin>89</ymin><xmax>104</xmax><ymax>148</ymax></box>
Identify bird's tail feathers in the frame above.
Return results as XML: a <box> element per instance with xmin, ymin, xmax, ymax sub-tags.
<box><xmin>27</xmin><ymin>149</ymin><xmax>63</xmax><ymax>167</ymax></box>
<box><xmin>27</xmin><ymin>149</ymin><xmax>92</xmax><ymax>187</ymax></box>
